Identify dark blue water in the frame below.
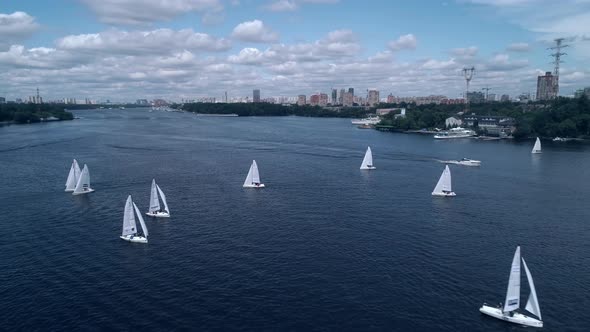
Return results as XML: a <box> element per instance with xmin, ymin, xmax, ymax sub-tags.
<box><xmin>1</xmin><ymin>109</ymin><xmax>589</xmax><ymax>331</ymax></box>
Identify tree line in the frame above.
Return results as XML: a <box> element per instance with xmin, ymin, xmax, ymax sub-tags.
<box><xmin>0</xmin><ymin>104</ymin><xmax>74</xmax><ymax>124</ymax></box>
<box><xmin>377</xmin><ymin>96</ymin><xmax>590</xmax><ymax>139</ymax></box>
<box><xmin>180</xmin><ymin>103</ymin><xmax>373</xmax><ymax>118</ymax></box>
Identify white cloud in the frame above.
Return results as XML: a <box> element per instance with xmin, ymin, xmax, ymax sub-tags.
<box><xmin>388</xmin><ymin>34</ymin><xmax>417</xmax><ymax>51</ymax></box>
<box><xmin>451</xmin><ymin>46</ymin><xmax>478</xmax><ymax>57</ymax></box>
<box><xmin>0</xmin><ymin>12</ymin><xmax>39</xmax><ymax>46</ymax></box>
<box><xmin>80</xmin><ymin>0</ymin><xmax>222</xmax><ymax>25</ymax></box>
<box><xmin>506</xmin><ymin>42</ymin><xmax>531</xmax><ymax>52</ymax></box>
<box><xmin>57</xmin><ymin>29</ymin><xmax>231</xmax><ymax>54</ymax></box>
<box><xmin>231</xmin><ymin>20</ymin><xmax>279</xmax><ymax>43</ymax></box>
<box><xmin>265</xmin><ymin>0</ymin><xmax>298</xmax><ymax>11</ymax></box>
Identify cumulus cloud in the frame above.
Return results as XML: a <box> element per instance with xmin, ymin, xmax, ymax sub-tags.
<box><xmin>231</xmin><ymin>20</ymin><xmax>279</xmax><ymax>43</ymax></box>
<box><xmin>451</xmin><ymin>46</ymin><xmax>478</xmax><ymax>57</ymax></box>
<box><xmin>506</xmin><ymin>42</ymin><xmax>531</xmax><ymax>52</ymax></box>
<box><xmin>80</xmin><ymin>0</ymin><xmax>222</xmax><ymax>25</ymax></box>
<box><xmin>57</xmin><ymin>29</ymin><xmax>231</xmax><ymax>55</ymax></box>
<box><xmin>0</xmin><ymin>12</ymin><xmax>39</xmax><ymax>46</ymax></box>
<box><xmin>265</xmin><ymin>0</ymin><xmax>298</xmax><ymax>11</ymax></box>
<box><xmin>388</xmin><ymin>34</ymin><xmax>417</xmax><ymax>51</ymax></box>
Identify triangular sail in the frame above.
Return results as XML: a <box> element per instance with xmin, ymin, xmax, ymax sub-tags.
<box><xmin>134</xmin><ymin>202</ymin><xmax>149</xmax><ymax>237</ymax></box>
<box><xmin>73</xmin><ymin>164</ymin><xmax>91</xmax><ymax>194</ymax></box>
<box><xmin>432</xmin><ymin>165</ymin><xmax>452</xmax><ymax>194</ymax></box>
<box><xmin>65</xmin><ymin>159</ymin><xmax>81</xmax><ymax>191</ymax></box>
<box><xmin>532</xmin><ymin>137</ymin><xmax>542</xmax><ymax>153</ymax></box>
<box><xmin>157</xmin><ymin>185</ymin><xmax>169</xmax><ymax>213</ymax></box>
<box><xmin>504</xmin><ymin>246</ymin><xmax>521</xmax><ymax>313</ymax></box>
<box><xmin>251</xmin><ymin>160</ymin><xmax>260</xmax><ymax>183</ymax></box>
<box><xmin>122</xmin><ymin>195</ymin><xmax>137</xmax><ymax>236</ymax></box>
<box><xmin>522</xmin><ymin>258</ymin><xmax>542</xmax><ymax>320</ymax></box>
<box><xmin>243</xmin><ymin>162</ymin><xmax>254</xmax><ymax>186</ymax></box>
<box><xmin>149</xmin><ymin>179</ymin><xmax>160</xmax><ymax>213</ymax></box>
<box><xmin>360</xmin><ymin>147</ymin><xmax>373</xmax><ymax>169</ymax></box>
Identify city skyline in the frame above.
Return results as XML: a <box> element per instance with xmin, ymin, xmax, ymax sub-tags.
<box><xmin>1</xmin><ymin>0</ymin><xmax>590</xmax><ymax>101</ymax></box>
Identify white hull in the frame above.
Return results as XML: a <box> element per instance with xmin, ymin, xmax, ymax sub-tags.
<box><xmin>360</xmin><ymin>166</ymin><xmax>376</xmax><ymax>170</ymax></box>
<box><xmin>432</xmin><ymin>191</ymin><xmax>456</xmax><ymax>197</ymax></box>
<box><xmin>72</xmin><ymin>188</ymin><xmax>95</xmax><ymax>195</ymax></box>
<box><xmin>479</xmin><ymin>305</ymin><xmax>542</xmax><ymax>327</ymax></box>
<box><xmin>120</xmin><ymin>235</ymin><xmax>148</xmax><ymax>243</ymax></box>
<box><xmin>65</xmin><ymin>189</ymin><xmax>74</xmax><ymax>192</ymax></box>
<box><xmin>443</xmin><ymin>160</ymin><xmax>481</xmax><ymax>167</ymax></box>
<box><xmin>146</xmin><ymin>211</ymin><xmax>170</xmax><ymax>218</ymax></box>
<box><xmin>434</xmin><ymin>134</ymin><xmax>474</xmax><ymax>139</ymax></box>
<box><xmin>532</xmin><ymin>151</ymin><xmax>542</xmax><ymax>154</ymax></box>
<box><xmin>243</xmin><ymin>183</ymin><xmax>265</xmax><ymax>188</ymax></box>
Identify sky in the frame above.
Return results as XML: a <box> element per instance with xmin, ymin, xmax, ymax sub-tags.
<box><xmin>1</xmin><ymin>0</ymin><xmax>590</xmax><ymax>102</ymax></box>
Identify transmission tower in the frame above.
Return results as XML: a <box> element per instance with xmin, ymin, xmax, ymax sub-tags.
<box><xmin>548</xmin><ymin>38</ymin><xmax>569</xmax><ymax>96</ymax></box>
<box><xmin>462</xmin><ymin>67</ymin><xmax>475</xmax><ymax>111</ymax></box>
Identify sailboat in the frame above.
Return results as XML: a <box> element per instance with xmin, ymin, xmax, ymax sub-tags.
<box><xmin>72</xmin><ymin>164</ymin><xmax>94</xmax><ymax>195</ymax></box>
<box><xmin>431</xmin><ymin>165</ymin><xmax>455</xmax><ymax>197</ymax></box>
<box><xmin>65</xmin><ymin>159</ymin><xmax>81</xmax><ymax>192</ymax></box>
<box><xmin>480</xmin><ymin>246</ymin><xmax>543</xmax><ymax>327</ymax></box>
<box><xmin>532</xmin><ymin>137</ymin><xmax>542</xmax><ymax>154</ymax></box>
<box><xmin>360</xmin><ymin>146</ymin><xmax>376</xmax><ymax>170</ymax></box>
<box><xmin>120</xmin><ymin>195</ymin><xmax>149</xmax><ymax>243</ymax></box>
<box><xmin>146</xmin><ymin>179</ymin><xmax>170</xmax><ymax>218</ymax></box>
<box><xmin>243</xmin><ymin>160</ymin><xmax>265</xmax><ymax>188</ymax></box>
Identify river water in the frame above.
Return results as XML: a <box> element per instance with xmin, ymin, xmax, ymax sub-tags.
<box><xmin>0</xmin><ymin>108</ymin><xmax>588</xmax><ymax>331</ymax></box>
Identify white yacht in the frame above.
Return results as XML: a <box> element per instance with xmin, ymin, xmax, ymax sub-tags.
<box><xmin>432</xmin><ymin>165</ymin><xmax>455</xmax><ymax>197</ymax></box>
<box><xmin>65</xmin><ymin>159</ymin><xmax>81</xmax><ymax>192</ymax></box>
<box><xmin>531</xmin><ymin>137</ymin><xmax>542</xmax><ymax>154</ymax></box>
<box><xmin>146</xmin><ymin>179</ymin><xmax>170</xmax><ymax>218</ymax></box>
<box><xmin>351</xmin><ymin>116</ymin><xmax>380</xmax><ymax>125</ymax></box>
<box><xmin>443</xmin><ymin>158</ymin><xmax>481</xmax><ymax>167</ymax></box>
<box><xmin>480</xmin><ymin>246</ymin><xmax>543</xmax><ymax>328</ymax></box>
<box><xmin>243</xmin><ymin>160</ymin><xmax>265</xmax><ymax>188</ymax></box>
<box><xmin>434</xmin><ymin>127</ymin><xmax>476</xmax><ymax>139</ymax></box>
<box><xmin>120</xmin><ymin>195</ymin><xmax>149</xmax><ymax>244</ymax></box>
<box><xmin>360</xmin><ymin>147</ymin><xmax>376</xmax><ymax>170</ymax></box>
<box><xmin>72</xmin><ymin>164</ymin><xmax>94</xmax><ymax>195</ymax></box>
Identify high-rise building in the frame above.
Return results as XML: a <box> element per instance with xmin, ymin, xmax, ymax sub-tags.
<box><xmin>339</xmin><ymin>88</ymin><xmax>345</xmax><ymax>104</ymax></box>
<box><xmin>500</xmin><ymin>94</ymin><xmax>510</xmax><ymax>102</ymax></box>
<box><xmin>331</xmin><ymin>89</ymin><xmax>337</xmax><ymax>105</ymax></box>
<box><xmin>253</xmin><ymin>89</ymin><xmax>261</xmax><ymax>103</ymax></box>
<box><xmin>574</xmin><ymin>87</ymin><xmax>590</xmax><ymax>98</ymax></box>
<box><xmin>319</xmin><ymin>93</ymin><xmax>328</xmax><ymax>106</ymax></box>
<box><xmin>466</xmin><ymin>91</ymin><xmax>485</xmax><ymax>104</ymax></box>
<box><xmin>297</xmin><ymin>95</ymin><xmax>306</xmax><ymax>106</ymax></box>
<box><xmin>343</xmin><ymin>92</ymin><xmax>353</xmax><ymax>106</ymax></box>
<box><xmin>368</xmin><ymin>89</ymin><xmax>380</xmax><ymax>106</ymax></box>
<box><xmin>387</xmin><ymin>94</ymin><xmax>395</xmax><ymax>103</ymax></box>
<box><xmin>536</xmin><ymin>72</ymin><xmax>557</xmax><ymax>101</ymax></box>
<box><xmin>0</xmin><ymin>97</ymin><xmax>5</xmax><ymax>104</ymax></box>
<box><xmin>310</xmin><ymin>94</ymin><xmax>320</xmax><ymax>106</ymax></box>
<box><xmin>348</xmin><ymin>87</ymin><xmax>354</xmax><ymax>97</ymax></box>
<box><xmin>487</xmin><ymin>93</ymin><xmax>496</xmax><ymax>102</ymax></box>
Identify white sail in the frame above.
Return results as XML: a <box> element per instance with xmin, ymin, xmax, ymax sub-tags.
<box><xmin>73</xmin><ymin>164</ymin><xmax>92</xmax><ymax>194</ymax></box>
<box><xmin>504</xmin><ymin>246</ymin><xmax>521</xmax><ymax>313</ymax></box>
<box><xmin>522</xmin><ymin>258</ymin><xmax>542</xmax><ymax>320</ymax></box>
<box><xmin>134</xmin><ymin>202</ymin><xmax>149</xmax><ymax>237</ymax></box>
<box><xmin>360</xmin><ymin>147</ymin><xmax>374</xmax><ymax>169</ymax></box>
<box><xmin>65</xmin><ymin>159</ymin><xmax>81</xmax><ymax>191</ymax></box>
<box><xmin>244</xmin><ymin>160</ymin><xmax>261</xmax><ymax>186</ymax></box>
<box><xmin>149</xmin><ymin>179</ymin><xmax>160</xmax><ymax>213</ymax></box>
<box><xmin>432</xmin><ymin>165</ymin><xmax>452</xmax><ymax>194</ymax></box>
<box><xmin>531</xmin><ymin>137</ymin><xmax>542</xmax><ymax>154</ymax></box>
<box><xmin>243</xmin><ymin>162</ymin><xmax>254</xmax><ymax>186</ymax></box>
<box><xmin>122</xmin><ymin>195</ymin><xmax>137</xmax><ymax>236</ymax></box>
<box><xmin>156</xmin><ymin>185</ymin><xmax>169</xmax><ymax>214</ymax></box>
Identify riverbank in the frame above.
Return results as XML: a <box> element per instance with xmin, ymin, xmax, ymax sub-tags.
<box><xmin>0</xmin><ymin>104</ymin><xmax>74</xmax><ymax>125</ymax></box>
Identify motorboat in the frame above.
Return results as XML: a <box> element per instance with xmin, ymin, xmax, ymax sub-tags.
<box><xmin>434</xmin><ymin>127</ymin><xmax>476</xmax><ymax>139</ymax></box>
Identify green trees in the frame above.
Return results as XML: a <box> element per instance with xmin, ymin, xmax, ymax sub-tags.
<box><xmin>0</xmin><ymin>104</ymin><xmax>74</xmax><ymax>124</ymax></box>
<box><xmin>181</xmin><ymin>103</ymin><xmax>372</xmax><ymax>118</ymax></box>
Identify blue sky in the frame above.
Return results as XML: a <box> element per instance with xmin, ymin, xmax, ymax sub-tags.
<box><xmin>1</xmin><ymin>0</ymin><xmax>589</xmax><ymax>101</ymax></box>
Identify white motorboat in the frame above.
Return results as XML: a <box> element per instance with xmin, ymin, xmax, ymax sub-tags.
<box><xmin>443</xmin><ymin>158</ymin><xmax>481</xmax><ymax>167</ymax></box>
<box><xmin>65</xmin><ymin>159</ymin><xmax>81</xmax><ymax>192</ymax></box>
<box><xmin>434</xmin><ymin>127</ymin><xmax>476</xmax><ymax>139</ymax></box>
<box><xmin>360</xmin><ymin>147</ymin><xmax>376</xmax><ymax>170</ymax></box>
<box><xmin>432</xmin><ymin>165</ymin><xmax>455</xmax><ymax>197</ymax></box>
<box><xmin>72</xmin><ymin>164</ymin><xmax>94</xmax><ymax>195</ymax></box>
<box><xmin>480</xmin><ymin>246</ymin><xmax>543</xmax><ymax>328</ymax></box>
<box><xmin>243</xmin><ymin>160</ymin><xmax>265</xmax><ymax>188</ymax></box>
<box><xmin>120</xmin><ymin>195</ymin><xmax>148</xmax><ymax>244</ymax></box>
<box><xmin>351</xmin><ymin>116</ymin><xmax>380</xmax><ymax>125</ymax></box>
<box><xmin>532</xmin><ymin>137</ymin><xmax>542</xmax><ymax>154</ymax></box>
<box><xmin>146</xmin><ymin>179</ymin><xmax>170</xmax><ymax>218</ymax></box>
